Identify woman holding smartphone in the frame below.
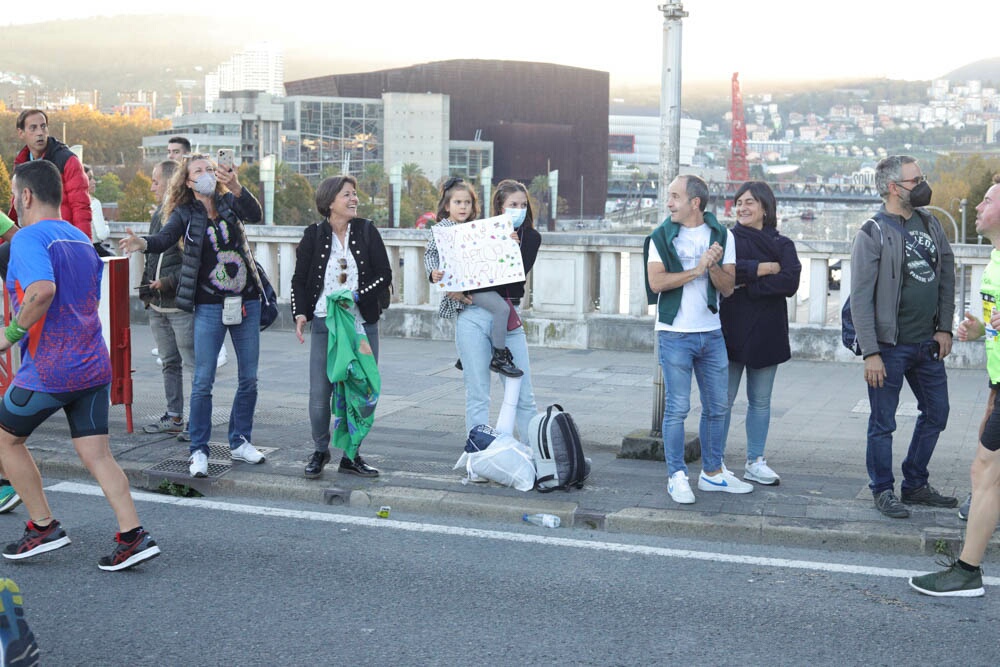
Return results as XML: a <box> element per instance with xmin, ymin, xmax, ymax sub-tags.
<box><xmin>120</xmin><ymin>153</ymin><xmax>268</xmax><ymax>478</ymax></box>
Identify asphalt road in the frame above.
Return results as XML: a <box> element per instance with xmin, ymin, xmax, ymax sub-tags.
<box><xmin>1</xmin><ymin>480</ymin><xmax>998</xmax><ymax>666</ymax></box>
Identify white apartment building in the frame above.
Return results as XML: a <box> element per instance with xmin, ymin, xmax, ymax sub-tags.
<box><xmin>205</xmin><ymin>42</ymin><xmax>285</xmax><ymax>112</ymax></box>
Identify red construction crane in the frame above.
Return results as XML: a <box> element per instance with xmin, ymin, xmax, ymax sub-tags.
<box><xmin>728</xmin><ymin>72</ymin><xmax>749</xmax><ymax>184</ymax></box>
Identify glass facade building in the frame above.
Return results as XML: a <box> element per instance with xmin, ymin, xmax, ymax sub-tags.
<box><xmin>281</xmin><ymin>97</ymin><xmax>384</xmax><ymax>182</ymax></box>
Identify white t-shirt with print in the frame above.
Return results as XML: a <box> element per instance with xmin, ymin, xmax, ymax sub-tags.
<box><xmin>647</xmin><ymin>225</ymin><xmax>735</xmax><ymax>332</ymax></box>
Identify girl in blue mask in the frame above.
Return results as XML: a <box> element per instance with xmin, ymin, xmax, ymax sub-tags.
<box><xmin>426</xmin><ymin>177</ymin><xmax>524</xmax><ymax>378</ymax></box>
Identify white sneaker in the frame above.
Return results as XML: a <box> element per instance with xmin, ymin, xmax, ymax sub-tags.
<box><xmin>667</xmin><ymin>470</ymin><xmax>695</xmax><ymax>504</ymax></box>
<box><xmin>698</xmin><ymin>467</ymin><xmax>754</xmax><ymax>494</ymax></box>
<box><xmin>231</xmin><ymin>439</ymin><xmax>265</xmax><ymax>464</ymax></box>
<box><xmin>151</xmin><ymin>347</ymin><xmax>159</xmax><ymax>357</ymax></box>
<box><xmin>189</xmin><ymin>451</ymin><xmax>208</xmax><ymax>478</ymax></box>
<box><xmin>217</xmin><ymin>347</ymin><xmax>228</xmax><ymax>368</ymax></box>
<box><xmin>745</xmin><ymin>457</ymin><xmax>780</xmax><ymax>485</ymax></box>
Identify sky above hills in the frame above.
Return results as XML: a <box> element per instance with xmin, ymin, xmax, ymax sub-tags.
<box><xmin>4</xmin><ymin>1</ymin><xmax>997</xmax><ymax>84</ymax></box>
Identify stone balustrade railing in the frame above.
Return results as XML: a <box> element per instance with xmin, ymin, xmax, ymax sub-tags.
<box><xmin>109</xmin><ymin>223</ymin><xmax>992</xmax><ymax>366</ymax></box>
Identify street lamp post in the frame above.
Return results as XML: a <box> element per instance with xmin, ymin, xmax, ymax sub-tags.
<box><xmin>651</xmin><ymin>1</ymin><xmax>687</xmax><ymax>438</ymax></box>
<box><xmin>657</xmin><ymin>0</ymin><xmax>687</xmax><ymax>226</ymax></box>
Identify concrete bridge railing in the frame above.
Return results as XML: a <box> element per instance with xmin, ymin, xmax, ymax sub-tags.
<box><xmin>109</xmin><ymin>223</ymin><xmax>992</xmax><ymax>367</ymax></box>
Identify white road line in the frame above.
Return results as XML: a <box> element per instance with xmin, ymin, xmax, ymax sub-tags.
<box><xmin>48</xmin><ymin>481</ymin><xmax>1000</xmax><ymax>585</ymax></box>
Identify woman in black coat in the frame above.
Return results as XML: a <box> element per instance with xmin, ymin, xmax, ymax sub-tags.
<box><xmin>720</xmin><ymin>181</ymin><xmax>801</xmax><ymax>486</ymax></box>
<box><xmin>291</xmin><ymin>175</ymin><xmax>392</xmax><ymax>480</ymax></box>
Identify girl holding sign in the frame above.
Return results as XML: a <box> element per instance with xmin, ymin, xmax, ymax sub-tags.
<box><xmin>424</xmin><ymin>178</ymin><xmax>541</xmax><ymax>442</ymax></box>
<box><xmin>425</xmin><ymin>177</ymin><xmax>523</xmax><ymax>378</ymax></box>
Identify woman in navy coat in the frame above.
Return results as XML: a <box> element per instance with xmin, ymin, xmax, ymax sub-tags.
<box><xmin>720</xmin><ymin>181</ymin><xmax>801</xmax><ymax>486</ymax></box>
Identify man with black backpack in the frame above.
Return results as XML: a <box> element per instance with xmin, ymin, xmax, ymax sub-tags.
<box><xmin>849</xmin><ymin>155</ymin><xmax>957</xmax><ymax>518</ymax></box>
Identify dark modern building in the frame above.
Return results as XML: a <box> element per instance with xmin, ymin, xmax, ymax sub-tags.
<box><xmin>285</xmin><ymin>59</ymin><xmax>609</xmax><ymax>217</ymax></box>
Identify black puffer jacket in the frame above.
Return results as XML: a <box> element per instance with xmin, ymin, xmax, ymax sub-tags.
<box><xmin>290</xmin><ymin>218</ymin><xmax>392</xmax><ymax>324</ymax></box>
<box><xmin>143</xmin><ymin>189</ymin><xmax>264</xmax><ymax>313</ymax></box>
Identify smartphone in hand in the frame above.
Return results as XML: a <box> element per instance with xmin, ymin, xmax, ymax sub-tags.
<box><xmin>217</xmin><ymin>148</ymin><xmax>235</xmax><ymax>172</ymax></box>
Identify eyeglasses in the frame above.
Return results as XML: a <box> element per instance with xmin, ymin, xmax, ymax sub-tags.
<box><xmin>896</xmin><ymin>175</ymin><xmax>926</xmax><ymax>186</ymax></box>
<box><xmin>338</xmin><ymin>258</ymin><xmax>347</xmax><ymax>284</ymax></box>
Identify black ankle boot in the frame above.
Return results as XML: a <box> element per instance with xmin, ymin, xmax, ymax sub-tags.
<box><xmin>489</xmin><ymin>347</ymin><xmax>523</xmax><ymax>378</ymax></box>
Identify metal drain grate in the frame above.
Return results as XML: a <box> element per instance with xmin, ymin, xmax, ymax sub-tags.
<box><xmin>144</xmin><ymin>441</ymin><xmax>279</xmax><ymax>480</ymax></box>
<box><xmin>146</xmin><ymin>459</ymin><xmax>231</xmax><ymax>477</ymax></box>
<box><xmin>206</xmin><ymin>443</ymin><xmax>278</xmax><ymax>460</ymax></box>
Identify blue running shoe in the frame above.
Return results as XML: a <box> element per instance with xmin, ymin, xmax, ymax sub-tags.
<box><xmin>0</xmin><ymin>487</ymin><xmax>20</xmax><ymax>515</ymax></box>
<box><xmin>0</xmin><ymin>578</ymin><xmax>39</xmax><ymax>666</ymax></box>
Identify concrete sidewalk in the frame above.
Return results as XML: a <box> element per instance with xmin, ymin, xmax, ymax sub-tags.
<box><xmin>21</xmin><ymin>324</ymin><xmax>998</xmax><ymax>557</ymax></box>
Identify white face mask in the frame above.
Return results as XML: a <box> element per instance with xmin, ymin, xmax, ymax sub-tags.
<box><xmin>505</xmin><ymin>207</ymin><xmax>527</xmax><ymax>229</ymax></box>
<box><xmin>192</xmin><ymin>173</ymin><xmax>217</xmax><ymax>196</ymax></box>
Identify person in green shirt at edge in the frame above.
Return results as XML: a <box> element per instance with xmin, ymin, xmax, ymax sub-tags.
<box><xmin>911</xmin><ymin>179</ymin><xmax>1000</xmax><ymax>597</ymax></box>
<box><xmin>0</xmin><ymin>210</ymin><xmax>19</xmax><ymax>513</ymax></box>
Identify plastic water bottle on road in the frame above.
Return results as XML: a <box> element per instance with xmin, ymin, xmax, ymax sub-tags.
<box><xmin>523</xmin><ymin>513</ymin><xmax>560</xmax><ymax>528</ymax></box>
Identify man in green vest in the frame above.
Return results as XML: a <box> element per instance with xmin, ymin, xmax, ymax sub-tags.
<box><xmin>644</xmin><ymin>174</ymin><xmax>751</xmax><ymax>505</ymax></box>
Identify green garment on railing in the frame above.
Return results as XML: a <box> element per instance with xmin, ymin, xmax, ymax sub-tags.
<box><xmin>324</xmin><ymin>290</ymin><xmax>380</xmax><ymax>461</ymax></box>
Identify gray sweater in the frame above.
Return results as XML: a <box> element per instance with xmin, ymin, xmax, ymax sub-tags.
<box><xmin>848</xmin><ymin>207</ymin><xmax>955</xmax><ymax>358</ymax></box>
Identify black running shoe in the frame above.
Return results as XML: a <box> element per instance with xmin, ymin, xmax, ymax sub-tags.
<box><xmin>900</xmin><ymin>484</ymin><xmax>958</xmax><ymax>508</ymax></box>
<box><xmin>874</xmin><ymin>490</ymin><xmax>910</xmax><ymax>518</ymax></box>
<box><xmin>0</xmin><ymin>578</ymin><xmax>39</xmax><ymax>666</ymax></box>
<box><xmin>98</xmin><ymin>529</ymin><xmax>161</xmax><ymax>572</ymax></box>
<box><xmin>2</xmin><ymin>521</ymin><xmax>71</xmax><ymax>561</ymax></box>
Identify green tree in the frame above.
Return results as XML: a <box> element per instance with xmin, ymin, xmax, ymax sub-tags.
<box><xmin>398</xmin><ymin>172</ymin><xmax>437</xmax><ymax>228</ymax></box>
<box><xmin>118</xmin><ymin>171</ymin><xmax>154</xmax><ymax>222</ymax></box>
<box><xmin>320</xmin><ymin>164</ymin><xmax>343</xmax><ymax>180</ymax></box>
<box><xmin>929</xmin><ymin>154</ymin><xmax>1000</xmax><ymax>241</ymax></box>
<box><xmin>359</xmin><ymin>163</ymin><xmax>387</xmax><ymax>198</ymax></box>
<box><xmin>0</xmin><ymin>159</ymin><xmax>10</xmax><ymax>212</ymax></box>
<box><xmin>237</xmin><ymin>161</ymin><xmax>315</xmax><ymax>225</ymax></box>
<box><xmin>275</xmin><ymin>165</ymin><xmax>315</xmax><ymax>225</ymax></box>
<box><xmin>94</xmin><ymin>172</ymin><xmax>122</xmax><ymax>203</ymax></box>
<box><xmin>401</xmin><ymin>163</ymin><xmax>424</xmax><ymax>196</ymax></box>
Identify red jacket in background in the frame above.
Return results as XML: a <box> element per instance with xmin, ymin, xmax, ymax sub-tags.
<box><xmin>9</xmin><ymin>137</ymin><xmax>92</xmax><ymax>239</ymax></box>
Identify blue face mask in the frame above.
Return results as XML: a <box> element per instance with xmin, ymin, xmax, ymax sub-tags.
<box><xmin>505</xmin><ymin>207</ymin><xmax>527</xmax><ymax>229</ymax></box>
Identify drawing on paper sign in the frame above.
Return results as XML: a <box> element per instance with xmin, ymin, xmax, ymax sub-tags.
<box><xmin>431</xmin><ymin>214</ymin><xmax>525</xmax><ymax>291</ymax></box>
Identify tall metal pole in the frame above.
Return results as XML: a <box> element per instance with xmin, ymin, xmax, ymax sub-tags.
<box><xmin>651</xmin><ymin>1</ymin><xmax>688</xmax><ymax>437</ymax></box>
<box><xmin>657</xmin><ymin>1</ymin><xmax>687</xmax><ymax>226</ymax></box>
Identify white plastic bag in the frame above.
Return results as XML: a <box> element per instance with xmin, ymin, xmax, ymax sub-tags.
<box><xmin>454</xmin><ymin>434</ymin><xmax>536</xmax><ymax>491</ymax></box>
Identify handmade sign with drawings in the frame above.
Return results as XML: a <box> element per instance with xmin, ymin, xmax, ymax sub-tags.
<box><xmin>431</xmin><ymin>214</ymin><xmax>525</xmax><ymax>291</ymax></box>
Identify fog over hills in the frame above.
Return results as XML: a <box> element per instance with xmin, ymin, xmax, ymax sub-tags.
<box><xmin>1</xmin><ymin>15</ymin><xmax>996</xmax><ymax>110</ymax></box>
<box><xmin>0</xmin><ymin>15</ymin><xmax>396</xmax><ymax>98</ymax></box>
<box><xmin>943</xmin><ymin>58</ymin><xmax>1000</xmax><ymax>84</ymax></box>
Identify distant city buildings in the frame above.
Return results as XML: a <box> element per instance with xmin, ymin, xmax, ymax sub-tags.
<box><xmin>283</xmin><ymin>60</ymin><xmax>609</xmax><ymax>216</ymax></box>
<box><xmin>204</xmin><ymin>42</ymin><xmax>285</xmax><ymax>112</ymax></box>
<box><xmin>608</xmin><ymin>115</ymin><xmax>701</xmax><ymax>177</ymax></box>
<box><xmin>142</xmin><ymin>91</ymin><xmax>282</xmax><ymax>165</ymax></box>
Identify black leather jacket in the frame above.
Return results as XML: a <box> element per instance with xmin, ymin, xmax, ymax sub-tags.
<box><xmin>290</xmin><ymin>218</ymin><xmax>392</xmax><ymax>324</ymax></box>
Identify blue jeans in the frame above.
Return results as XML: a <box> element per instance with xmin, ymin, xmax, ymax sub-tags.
<box><xmin>308</xmin><ymin>316</ymin><xmax>379</xmax><ymax>454</ymax></box>
<box><xmin>455</xmin><ymin>304</ymin><xmax>537</xmax><ymax>441</ymax></box>
<box><xmin>866</xmin><ymin>340</ymin><xmax>949</xmax><ymax>495</ymax></box>
<box><xmin>189</xmin><ymin>298</ymin><xmax>261</xmax><ymax>455</ymax></box>
<box><xmin>724</xmin><ymin>362</ymin><xmax>779</xmax><ymax>463</ymax></box>
<box><xmin>658</xmin><ymin>329</ymin><xmax>729</xmax><ymax>476</ymax></box>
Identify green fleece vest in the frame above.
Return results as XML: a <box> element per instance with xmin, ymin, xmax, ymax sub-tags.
<box><xmin>643</xmin><ymin>212</ymin><xmax>728</xmax><ymax>326</ymax></box>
